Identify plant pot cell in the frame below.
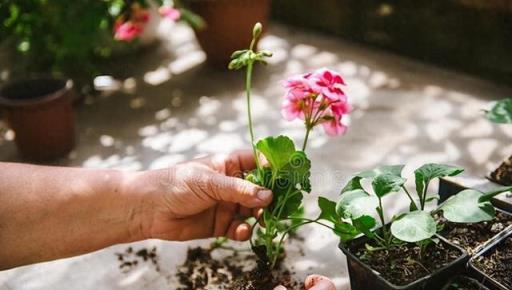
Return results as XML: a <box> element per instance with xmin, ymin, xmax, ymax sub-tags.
<box><xmin>437</xmin><ymin>210</ymin><xmax>512</xmax><ymax>255</ymax></box>
<box><xmin>341</xmin><ymin>233</ymin><xmax>468</xmax><ymax>290</ymax></box>
<box><xmin>470</xmin><ymin>231</ymin><xmax>512</xmax><ymax>290</ymax></box>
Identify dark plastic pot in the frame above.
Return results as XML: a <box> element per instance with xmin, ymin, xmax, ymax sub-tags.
<box><xmin>438</xmin><ymin>177</ymin><xmax>467</xmax><ymax>203</ymax></box>
<box><xmin>468</xmin><ymin>229</ymin><xmax>512</xmax><ymax>290</ymax></box>
<box><xmin>339</xmin><ymin>234</ymin><xmax>468</xmax><ymax>290</ymax></box>
<box><xmin>189</xmin><ymin>0</ymin><xmax>271</xmax><ymax>68</ymax></box>
<box><xmin>0</xmin><ymin>77</ymin><xmax>75</xmax><ymax>161</ymax></box>
<box><xmin>441</xmin><ymin>275</ymin><xmax>490</xmax><ymax>290</ymax></box>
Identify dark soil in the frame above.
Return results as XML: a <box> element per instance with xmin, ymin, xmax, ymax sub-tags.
<box><xmin>438</xmin><ymin>212</ymin><xmax>512</xmax><ymax>254</ymax></box>
<box><xmin>489</xmin><ymin>156</ymin><xmax>512</xmax><ymax>185</ymax></box>
<box><xmin>176</xmin><ymin>247</ymin><xmax>302</xmax><ymax>290</ymax></box>
<box><xmin>350</xmin><ymin>239</ymin><xmax>462</xmax><ymax>286</ymax></box>
<box><xmin>443</xmin><ymin>276</ymin><xmax>487</xmax><ymax>290</ymax></box>
<box><xmin>115</xmin><ymin>246</ymin><xmax>160</xmax><ymax>272</ymax></box>
<box><xmin>473</xmin><ymin>236</ymin><xmax>512</xmax><ymax>289</ymax></box>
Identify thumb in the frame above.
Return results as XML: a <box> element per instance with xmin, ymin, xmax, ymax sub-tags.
<box><xmin>209</xmin><ymin>173</ymin><xmax>273</xmax><ymax>208</ymax></box>
<box><xmin>305</xmin><ymin>275</ymin><xmax>336</xmax><ymax>290</ymax></box>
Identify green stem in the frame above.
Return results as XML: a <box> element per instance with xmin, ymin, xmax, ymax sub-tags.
<box><xmin>302</xmin><ymin>126</ymin><xmax>311</xmax><ymax>152</ymax></box>
<box><xmin>421</xmin><ymin>183</ymin><xmax>429</xmax><ymax>210</ymax></box>
<box><xmin>401</xmin><ymin>185</ymin><xmax>418</xmax><ymax>210</ymax></box>
<box><xmin>245</xmin><ymin>60</ymin><xmax>260</xmax><ymax>170</ymax></box>
<box><xmin>376</xmin><ymin>197</ymin><xmax>389</xmax><ymax>245</ymax></box>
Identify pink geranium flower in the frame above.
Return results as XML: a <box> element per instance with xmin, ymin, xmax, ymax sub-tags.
<box><xmin>310</xmin><ymin>68</ymin><xmax>346</xmax><ymax>101</ymax></box>
<box><xmin>159</xmin><ymin>6</ymin><xmax>181</xmax><ymax>21</ymax></box>
<box><xmin>322</xmin><ymin>115</ymin><xmax>348</xmax><ymax>136</ymax></box>
<box><xmin>114</xmin><ymin>20</ymin><xmax>143</xmax><ymax>41</ymax></box>
<box><xmin>281</xmin><ymin>68</ymin><xmax>350</xmax><ymax>137</ymax></box>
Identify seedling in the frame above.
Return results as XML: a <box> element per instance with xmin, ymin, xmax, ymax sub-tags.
<box><xmin>320</xmin><ymin>163</ymin><xmax>512</xmax><ymax>252</ymax></box>
<box><xmin>228</xmin><ymin>23</ymin><xmax>351</xmax><ymax>268</ymax></box>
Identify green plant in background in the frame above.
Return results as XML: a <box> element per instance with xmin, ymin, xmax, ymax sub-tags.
<box><xmin>484</xmin><ymin>98</ymin><xmax>512</xmax><ymax>185</ymax></box>
<box><xmin>485</xmin><ymin>98</ymin><xmax>512</xmax><ymax>124</ymax></box>
<box><xmin>0</xmin><ymin>0</ymin><xmax>201</xmax><ymax>77</ymax></box>
<box><xmin>228</xmin><ymin>23</ymin><xmax>352</xmax><ymax>268</ymax></box>
<box><xmin>319</xmin><ymin>163</ymin><xmax>512</xmax><ymax>254</ymax></box>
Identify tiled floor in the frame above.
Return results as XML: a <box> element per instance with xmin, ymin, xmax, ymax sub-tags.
<box><xmin>1</xmin><ymin>22</ymin><xmax>511</xmax><ymax>290</ymax></box>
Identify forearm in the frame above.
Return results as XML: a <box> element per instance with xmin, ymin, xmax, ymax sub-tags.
<box><xmin>0</xmin><ymin>162</ymin><xmax>146</xmax><ymax>270</ymax></box>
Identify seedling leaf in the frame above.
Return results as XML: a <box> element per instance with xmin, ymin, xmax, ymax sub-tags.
<box><xmin>440</xmin><ymin>189</ymin><xmax>495</xmax><ymax>223</ymax></box>
<box><xmin>336</xmin><ymin>189</ymin><xmax>378</xmax><ymax>219</ymax></box>
<box><xmin>390</xmin><ymin>211</ymin><xmax>437</xmax><ymax>242</ymax></box>
<box><xmin>414</xmin><ymin>163</ymin><xmax>464</xmax><ymax>198</ymax></box>
<box><xmin>372</xmin><ymin>174</ymin><xmax>406</xmax><ymax>197</ymax></box>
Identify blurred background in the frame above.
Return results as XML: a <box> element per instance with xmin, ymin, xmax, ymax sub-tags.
<box><xmin>0</xmin><ymin>1</ymin><xmax>511</xmax><ymax>289</ymax></box>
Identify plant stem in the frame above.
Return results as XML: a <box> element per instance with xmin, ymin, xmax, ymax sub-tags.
<box><xmin>302</xmin><ymin>126</ymin><xmax>311</xmax><ymax>152</ymax></box>
<box><xmin>376</xmin><ymin>197</ymin><xmax>389</xmax><ymax>245</ymax></box>
<box><xmin>401</xmin><ymin>185</ymin><xmax>418</xmax><ymax>210</ymax></box>
<box><xmin>245</xmin><ymin>60</ymin><xmax>260</xmax><ymax>170</ymax></box>
<box><xmin>421</xmin><ymin>183</ymin><xmax>429</xmax><ymax>210</ymax></box>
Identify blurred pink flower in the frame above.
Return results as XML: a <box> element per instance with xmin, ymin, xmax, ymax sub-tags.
<box><xmin>114</xmin><ymin>21</ymin><xmax>143</xmax><ymax>41</ymax></box>
<box><xmin>281</xmin><ymin>68</ymin><xmax>349</xmax><ymax>136</ymax></box>
<box><xmin>322</xmin><ymin>115</ymin><xmax>348</xmax><ymax>136</ymax></box>
<box><xmin>159</xmin><ymin>6</ymin><xmax>181</xmax><ymax>21</ymax></box>
<box><xmin>133</xmin><ymin>9</ymin><xmax>150</xmax><ymax>23</ymax></box>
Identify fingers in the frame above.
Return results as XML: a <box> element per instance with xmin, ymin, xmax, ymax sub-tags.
<box><xmin>226</xmin><ymin>220</ymin><xmax>251</xmax><ymax>241</ymax></box>
<box><xmin>214</xmin><ymin>203</ymin><xmax>237</xmax><ymax>237</ymax></box>
<box><xmin>210</xmin><ymin>173</ymin><xmax>272</xmax><ymax>208</ymax></box>
<box><xmin>305</xmin><ymin>275</ymin><xmax>336</xmax><ymax>290</ymax></box>
<box><xmin>274</xmin><ymin>286</ymin><xmax>287</xmax><ymax>290</ymax></box>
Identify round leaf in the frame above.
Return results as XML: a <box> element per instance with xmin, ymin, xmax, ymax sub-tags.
<box><xmin>440</xmin><ymin>189</ymin><xmax>495</xmax><ymax>223</ymax></box>
<box><xmin>391</xmin><ymin>211</ymin><xmax>437</xmax><ymax>242</ymax></box>
<box><xmin>336</xmin><ymin>189</ymin><xmax>378</xmax><ymax>219</ymax></box>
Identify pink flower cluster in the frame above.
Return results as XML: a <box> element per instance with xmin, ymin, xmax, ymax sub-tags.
<box><xmin>114</xmin><ymin>4</ymin><xmax>181</xmax><ymax>42</ymax></box>
<box><xmin>281</xmin><ymin>69</ymin><xmax>350</xmax><ymax>136</ymax></box>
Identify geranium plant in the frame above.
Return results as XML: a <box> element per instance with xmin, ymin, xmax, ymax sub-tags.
<box><xmin>0</xmin><ymin>0</ymin><xmax>201</xmax><ymax>76</ymax></box>
<box><xmin>228</xmin><ymin>23</ymin><xmax>350</xmax><ymax>268</ymax></box>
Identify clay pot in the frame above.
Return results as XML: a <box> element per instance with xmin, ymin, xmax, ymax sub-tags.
<box><xmin>0</xmin><ymin>77</ymin><xmax>75</xmax><ymax>161</ymax></box>
<box><xmin>189</xmin><ymin>0</ymin><xmax>271</xmax><ymax>68</ymax></box>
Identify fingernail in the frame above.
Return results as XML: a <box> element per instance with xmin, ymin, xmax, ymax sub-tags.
<box><xmin>257</xmin><ymin>190</ymin><xmax>272</xmax><ymax>201</ymax></box>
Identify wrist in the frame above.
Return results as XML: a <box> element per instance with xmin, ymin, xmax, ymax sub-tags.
<box><xmin>120</xmin><ymin>169</ymin><xmax>169</xmax><ymax>241</ymax></box>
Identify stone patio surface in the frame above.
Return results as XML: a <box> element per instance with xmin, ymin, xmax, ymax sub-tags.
<box><xmin>1</xmin><ymin>22</ymin><xmax>512</xmax><ymax>290</ymax></box>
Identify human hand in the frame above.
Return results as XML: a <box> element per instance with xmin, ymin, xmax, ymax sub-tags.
<box><xmin>128</xmin><ymin>150</ymin><xmax>272</xmax><ymax>242</ymax></box>
<box><xmin>274</xmin><ymin>275</ymin><xmax>336</xmax><ymax>290</ymax></box>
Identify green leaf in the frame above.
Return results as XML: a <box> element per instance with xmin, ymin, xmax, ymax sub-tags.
<box><xmin>179</xmin><ymin>8</ymin><xmax>205</xmax><ymax>30</ymax></box>
<box><xmin>333</xmin><ymin>222</ymin><xmax>360</xmax><ymax>241</ymax></box>
<box><xmin>390</xmin><ymin>211</ymin><xmax>437</xmax><ymax>242</ymax></box>
<box><xmin>336</xmin><ymin>189</ymin><xmax>379</xmax><ymax>219</ymax></box>
<box><xmin>372</xmin><ymin>174</ymin><xmax>406</xmax><ymax>197</ymax></box>
<box><xmin>340</xmin><ymin>176</ymin><xmax>363</xmax><ymax>193</ymax></box>
<box><xmin>318</xmin><ymin>197</ymin><xmax>338</xmax><ymax>222</ymax></box>
<box><xmin>356</xmin><ymin>165</ymin><xmax>405</xmax><ymax>178</ymax></box>
<box><xmin>485</xmin><ymin>98</ymin><xmax>512</xmax><ymax>124</ymax></box>
<box><xmin>256</xmin><ymin>136</ymin><xmax>296</xmax><ymax>172</ymax></box>
<box><xmin>478</xmin><ymin>186</ymin><xmax>512</xmax><ymax>202</ymax></box>
<box><xmin>280</xmin><ymin>191</ymin><xmax>303</xmax><ymax>219</ymax></box>
<box><xmin>414</xmin><ymin>164</ymin><xmax>464</xmax><ymax>198</ymax></box>
<box><xmin>353</xmin><ymin>215</ymin><xmax>376</xmax><ymax>237</ymax></box>
<box><xmin>278</xmin><ymin>151</ymin><xmax>311</xmax><ymax>193</ymax></box>
<box><xmin>440</xmin><ymin>189</ymin><xmax>496</xmax><ymax>223</ymax></box>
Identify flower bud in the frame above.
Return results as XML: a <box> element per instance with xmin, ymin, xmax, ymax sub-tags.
<box><xmin>252</xmin><ymin>22</ymin><xmax>263</xmax><ymax>38</ymax></box>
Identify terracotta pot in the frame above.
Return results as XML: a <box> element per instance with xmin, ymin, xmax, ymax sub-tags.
<box><xmin>0</xmin><ymin>77</ymin><xmax>75</xmax><ymax>161</ymax></box>
<box><xmin>189</xmin><ymin>0</ymin><xmax>271</xmax><ymax>68</ymax></box>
